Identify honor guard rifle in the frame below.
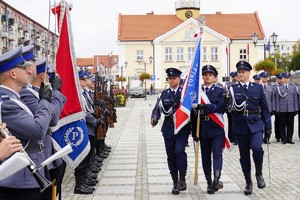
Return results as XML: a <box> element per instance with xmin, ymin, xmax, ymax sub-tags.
<box><xmin>102</xmin><ymin>81</ymin><xmax>115</xmax><ymax>128</ymax></box>
<box><xmin>94</xmin><ymin>72</ymin><xmax>107</xmax><ymax>140</ymax></box>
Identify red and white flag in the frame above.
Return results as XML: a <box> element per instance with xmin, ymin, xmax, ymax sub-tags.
<box><xmin>51</xmin><ymin>1</ymin><xmax>90</xmax><ymax>168</ymax></box>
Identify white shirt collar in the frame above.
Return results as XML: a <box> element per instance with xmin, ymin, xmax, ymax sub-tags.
<box><xmin>240</xmin><ymin>81</ymin><xmax>250</xmax><ymax>87</ymax></box>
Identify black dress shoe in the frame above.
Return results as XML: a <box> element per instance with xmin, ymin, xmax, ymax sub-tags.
<box><xmin>86</xmin><ymin>170</ymin><xmax>98</xmax><ymax>179</ymax></box>
<box><xmin>74</xmin><ymin>184</ymin><xmax>93</xmax><ymax>194</ymax></box>
<box><xmin>105</xmin><ymin>144</ymin><xmax>112</xmax><ymax>149</ymax></box>
<box><xmin>84</xmin><ymin>177</ymin><xmax>97</xmax><ymax>186</ymax></box>
<box><xmin>94</xmin><ymin>156</ymin><xmax>104</xmax><ymax>163</ymax></box>
<box><xmin>244</xmin><ymin>183</ymin><xmax>253</xmax><ymax>195</ymax></box>
<box><xmin>256</xmin><ymin>175</ymin><xmax>266</xmax><ymax>189</ymax></box>
<box><xmin>287</xmin><ymin>141</ymin><xmax>295</xmax><ymax>144</ymax></box>
<box><xmin>207</xmin><ymin>184</ymin><xmax>215</xmax><ymax>194</ymax></box>
<box><xmin>89</xmin><ymin>165</ymin><xmax>101</xmax><ymax>173</ymax></box>
<box><xmin>282</xmin><ymin>141</ymin><xmax>287</xmax><ymax>144</ymax></box>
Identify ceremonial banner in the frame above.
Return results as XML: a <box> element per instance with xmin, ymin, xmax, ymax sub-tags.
<box><xmin>51</xmin><ymin>1</ymin><xmax>90</xmax><ymax>168</ymax></box>
<box><xmin>174</xmin><ymin>36</ymin><xmax>202</xmax><ymax>134</ymax></box>
<box><xmin>174</xmin><ymin>34</ymin><xmax>230</xmax><ymax>149</ymax></box>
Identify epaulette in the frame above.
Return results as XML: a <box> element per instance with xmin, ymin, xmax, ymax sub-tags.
<box><xmin>0</xmin><ymin>94</ymin><xmax>10</xmax><ymax>102</ymax></box>
<box><xmin>215</xmin><ymin>83</ymin><xmax>223</xmax><ymax>88</ymax></box>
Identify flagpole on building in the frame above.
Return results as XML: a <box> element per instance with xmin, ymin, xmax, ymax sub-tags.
<box><xmin>194</xmin><ymin>15</ymin><xmax>206</xmax><ymax>185</ymax></box>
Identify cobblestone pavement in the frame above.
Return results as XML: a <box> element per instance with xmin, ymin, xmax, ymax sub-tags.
<box><xmin>61</xmin><ymin>95</ymin><xmax>300</xmax><ymax>200</ymax></box>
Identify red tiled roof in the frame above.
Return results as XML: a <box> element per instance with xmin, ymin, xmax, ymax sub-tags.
<box><xmin>118</xmin><ymin>13</ymin><xmax>183</xmax><ymax>41</ymax></box>
<box><xmin>118</xmin><ymin>12</ymin><xmax>265</xmax><ymax>41</ymax></box>
<box><xmin>76</xmin><ymin>58</ymin><xmax>93</xmax><ymax>67</ymax></box>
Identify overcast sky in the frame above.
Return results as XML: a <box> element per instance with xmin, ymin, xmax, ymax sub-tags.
<box><xmin>6</xmin><ymin>0</ymin><xmax>300</xmax><ymax>57</ymax></box>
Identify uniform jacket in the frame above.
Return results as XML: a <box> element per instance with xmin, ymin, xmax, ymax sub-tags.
<box><xmin>19</xmin><ymin>84</ymin><xmax>66</xmax><ymax>170</ymax></box>
<box><xmin>0</xmin><ymin>86</ymin><xmax>53</xmax><ymax>189</ymax></box>
<box><xmin>151</xmin><ymin>87</ymin><xmax>190</xmax><ymax>140</ymax></box>
<box><xmin>261</xmin><ymin>83</ymin><xmax>275</xmax><ymax>112</ymax></box>
<box><xmin>274</xmin><ymin>84</ymin><xmax>298</xmax><ymax>112</ymax></box>
<box><xmin>191</xmin><ymin>84</ymin><xmax>226</xmax><ymax>139</ymax></box>
<box><xmin>230</xmin><ymin>82</ymin><xmax>272</xmax><ymax>135</ymax></box>
<box><xmin>82</xmin><ymin>89</ymin><xmax>96</xmax><ymax>136</ymax></box>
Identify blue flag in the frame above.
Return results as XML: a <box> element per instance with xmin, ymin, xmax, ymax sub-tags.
<box><xmin>265</xmin><ymin>40</ymin><xmax>270</xmax><ymax>51</ymax></box>
<box><xmin>174</xmin><ymin>36</ymin><xmax>202</xmax><ymax>134</ymax></box>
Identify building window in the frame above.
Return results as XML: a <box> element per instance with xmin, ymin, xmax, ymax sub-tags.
<box><xmin>239</xmin><ymin>49</ymin><xmax>247</xmax><ymax>60</ymax></box>
<box><xmin>203</xmin><ymin>47</ymin><xmax>207</xmax><ymax>61</ymax></box>
<box><xmin>136</xmin><ymin>50</ymin><xmax>144</xmax><ymax>60</ymax></box>
<box><xmin>176</xmin><ymin>47</ymin><xmax>184</xmax><ymax>61</ymax></box>
<box><xmin>211</xmin><ymin>47</ymin><xmax>218</xmax><ymax>61</ymax></box>
<box><xmin>165</xmin><ymin>47</ymin><xmax>172</xmax><ymax>61</ymax></box>
<box><xmin>188</xmin><ymin>47</ymin><xmax>194</xmax><ymax>62</ymax></box>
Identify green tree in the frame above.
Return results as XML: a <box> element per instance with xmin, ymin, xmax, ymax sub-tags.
<box><xmin>254</xmin><ymin>59</ymin><xmax>275</xmax><ymax>73</ymax></box>
<box><xmin>116</xmin><ymin>76</ymin><xmax>126</xmax><ymax>82</ymax></box>
<box><xmin>139</xmin><ymin>72</ymin><xmax>151</xmax><ymax>82</ymax></box>
<box><xmin>289</xmin><ymin>40</ymin><xmax>300</xmax><ymax>71</ymax></box>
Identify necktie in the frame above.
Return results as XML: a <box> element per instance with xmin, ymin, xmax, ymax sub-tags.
<box><xmin>264</xmin><ymin>85</ymin><xmax>267</xmax><ymax>90</ymax></box>
<box><xmin>205</xmin><ymin>87</ymin><xmax>209</xmax><ymax>93</ymax></box>
<box><xmin>243</xmin><ymin>84</ymin><xmax>247</xmax><ymax>92</ymax></box>
<box><xmin>286</xmin><ymin>85</ymin><xmax>288</xmax><ymax>90</ymax></box>
<box><xmin>172</xmin><ymin>90</ymin><xmax>176</xmax><ymax>95</ymax></box>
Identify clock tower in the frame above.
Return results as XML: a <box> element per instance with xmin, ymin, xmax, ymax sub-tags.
<box><xmin>175</xmin><ymin>0</ymin><xmax>200</xmax><ymax>21</ymax></box>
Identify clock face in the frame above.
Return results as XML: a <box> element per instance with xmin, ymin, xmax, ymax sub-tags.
<box><xmin>185</xmin><ymin>10</ymin><xmax>193</xmax><ymax>18</ymax></box>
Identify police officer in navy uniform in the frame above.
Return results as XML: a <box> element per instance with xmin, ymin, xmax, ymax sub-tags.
<box><xmin>73</xmin><ymin>70</ymin><xmax>105</xmax><ymax>195</ymax></box>
<box><xmin>0</xmin><ymin>48</ymin><xmax>54</xmax><ymax>200</ymax></box>
<box><xmin>260</xmin><ymin>71</ymin><xmax>275</xmax><ymax>143</ymax></box>
<box><xmin>274</xmin><ymin>73</ymin><xmax>283</xmax><ymax>142</ymax></box>
<box><xmin>274</xmin><ymin>72</ymin><xmax>298</xmax><ymax>144</ymax></box>
<box><xmin>191</xmin><ymin>65</ymin><xmax>226</xmax><ymax>194</ymax></box>
<box><xmin>225</xmin><ymin>72</ymin><xmax>238</xmax><ymax>145</ymax></box>
<box><xmin>229</xmin><ymin>61</ymin><xmax>271</xmax><ymax>195</ymax></box>
<box><xmin>252</xmin><ymin>74</ymin><xmax>261</xmax><ymax>84</ymax></box>
<box><xmin>19</xmin><ymin>57</ymin><xmax>66</xmax><ymax>200</ymax></box>
<box><xmin>151</xmin><ymin>68</ymin><xmax>190</xmax><ymax>195</ymax></box>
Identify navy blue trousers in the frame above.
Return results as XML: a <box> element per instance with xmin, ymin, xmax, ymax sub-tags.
<box><xmin>164</xmin><ymin>133</ymin><xmax>189</xmax><ymax>174</ymax></box>
<box><xmin>200</xmin><ymin>134</ymin><xmax>224</xmax><ymax>175</ymax></box>
<box><xmin>236</xmin><ymin>131</ymin><xmax>264</xmax><ymax>174</ymax></box>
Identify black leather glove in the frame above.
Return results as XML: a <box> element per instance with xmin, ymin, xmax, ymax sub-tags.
<box><xmin>50</xmin><ymin>73</ymin><xmax>62</xmax><ymax>91</ymax></box>
<box><xmin>151</xmin><ymin>118</ymin><xmax>158</xmax><ymax>127</ymax></box>
<box><xmin>275</xmin><ymin>112</ymin><xmax>279</xmax><ymax>117</ymax></box>
<box><xmin>39</xmin><ymin>82</ymin><xmax>52</xmax><ymax>101</ymax></box>
<box><xmin>270</xmin><ymin>110</ymin><xmax>275</xmax><ymax>116</ymax></box>
<box><xmin>95</xmin><ymin>99</ymin><xmax>105</xmax><ymax>107</ymax></box>
<box><xmin>193</xmin><ymin>136</ymin><xmax>200</xmax><ymax>142</ymax></box>
<box><xmin>196</xmin><ymin>104</ymin><xmax>206</xmax><ymax>110</ymax></box>
<box><xmin>265</xmin><ymin>129</ymin><xmax>272</xmax><ymax>138</ymax></box>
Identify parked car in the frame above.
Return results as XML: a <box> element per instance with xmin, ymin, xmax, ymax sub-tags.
<box><xmin>129</xmin><ymin>86</ymin><xmax>145</xmax><ymax>98</ymax></box>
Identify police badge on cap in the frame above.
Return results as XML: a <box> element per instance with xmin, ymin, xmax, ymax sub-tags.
<box><xmin>236</xmin><ymin>61</ymin><xmax>252</xmax><ymax>71</ymax></box>
<box><xmin>202</xmin><ymin>65</ymin><xmax>218</xmax><ymax>76</ymax></box>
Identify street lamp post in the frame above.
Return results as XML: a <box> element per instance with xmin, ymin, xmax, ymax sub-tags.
<box><xmin>282</xmin><ymin>52</ymin><xmax>287</xmax><ymax>71</ymax></box>
<box><xmin>120</xmin><ymin>61</ymin><xmax>128</xmax><ymax>88</ymax></box>
<box><xmin>137</xmin><ymin>56</ymin><xmax>153</xmax><ymax>100</ymax></box>
<box><xmin>252</xmin><ymin>32</ymin><xmax>278</xmax><ymax>60</ymax></box>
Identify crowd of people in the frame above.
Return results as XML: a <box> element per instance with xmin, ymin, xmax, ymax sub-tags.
<box><xmin>0</xmin><ymin>46</ymin><xmax>116</xmax><ymax>200</ymax></box>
